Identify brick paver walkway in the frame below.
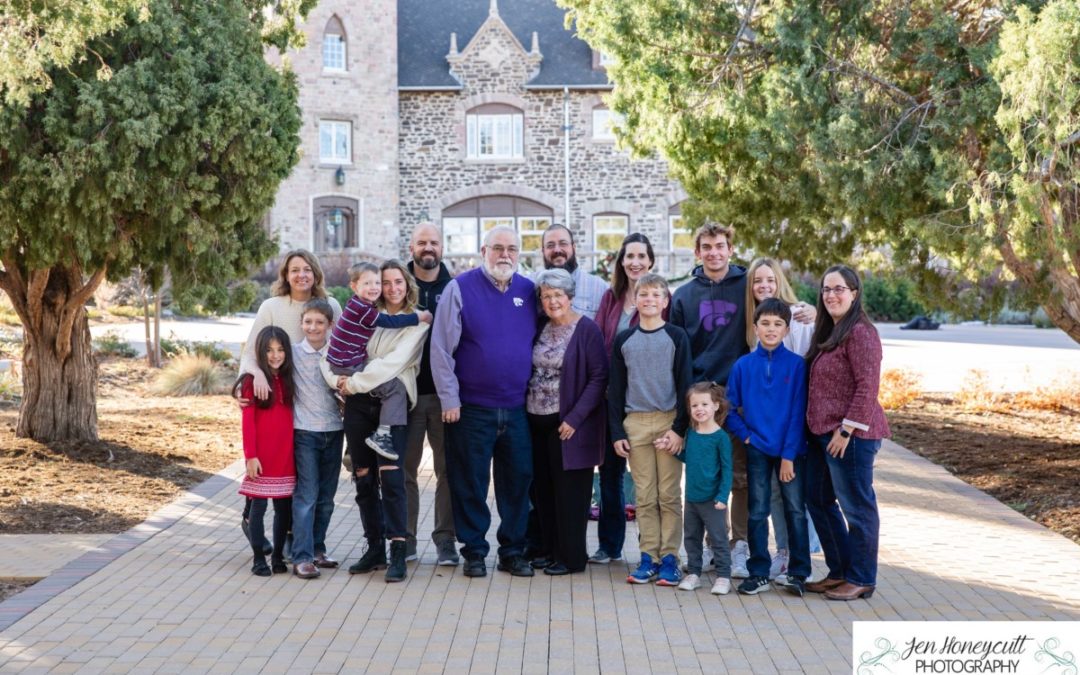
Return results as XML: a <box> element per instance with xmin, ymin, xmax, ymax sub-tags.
<box><xmin>1</xmin><ymin>439</ymin><xmax>1078</xmax><ymax>673</ymax></box>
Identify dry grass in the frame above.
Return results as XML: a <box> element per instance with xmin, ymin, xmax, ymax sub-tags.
<box><xmin>152</xmin><ymin>355</ymin><xmax>233</xmax><ymax>396</ymax></box>
<box><xmin>955</xmin><ymin>369</ymin><xmax>1080</xmax><ymax>413</ymax></box>
<box><xmin>878</xmin><ymin>368</ymin><xmax>923</xmax><ymax>410</ymax></box>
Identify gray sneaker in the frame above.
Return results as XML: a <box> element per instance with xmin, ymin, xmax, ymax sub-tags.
<box><xmin>365</xmin><ymin>432</ymin><xmax>399</xmax><ymax>460</ymax></box>
<box><xmin>437</xmin><ymin>540</ymin><xmax>460</xmax><ymax>566</ymax></box>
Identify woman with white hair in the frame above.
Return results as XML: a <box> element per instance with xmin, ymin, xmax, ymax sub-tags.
<box><xmin>526</xmin><ymin>268</ymin><xmax>609</xmax><ymax>575</ymax></box>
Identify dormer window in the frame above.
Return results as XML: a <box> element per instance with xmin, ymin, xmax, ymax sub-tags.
<box><xmin>322</xmin><ymin>16</ymin><xmax>347</xmax><ymax>71</ymax></box>
<box><xmin>466</xmin><ymin>104</ymin><xmax>524</xmax><ymax>160</ymax></box>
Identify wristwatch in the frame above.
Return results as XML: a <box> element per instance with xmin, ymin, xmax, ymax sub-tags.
<box><xmin>839</xmin><ymin>428</ymin><xmax>851</xmax><ymax>439</ymax></box>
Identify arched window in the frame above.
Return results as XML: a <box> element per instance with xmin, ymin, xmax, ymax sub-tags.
<box><xmin>322</xmin><ymin>16</ymin><xmax>347</xmax><ymax>71</ymax></box>
<box><xmin>466</xmin><ymin>104</ymin><xmax>524</xmax><ymax>159</ymax></box>
<box><xmin>313</xmin><ymin>196</ymin><xmax>359</xmax><ymax>251</ymax></box>
<box><xmin>442</xmin><ymin>195</ymin><xmax>552</xmax><ymax>253</ymax></box>
<box><xmin>593</xmin><ymin>212</ymin><xmax>629</xmax><ymax>252</ymax></box>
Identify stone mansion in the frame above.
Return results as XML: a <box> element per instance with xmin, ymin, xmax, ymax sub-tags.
<box><xmin>265</xmin><ymin>0</ymin><xmax>690</xmax><ymax>273</ymax></box>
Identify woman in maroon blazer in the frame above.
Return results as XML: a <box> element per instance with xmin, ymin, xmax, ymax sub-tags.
<box><xmin>526</xmin><ymin>268</ymin><xmax>609</xmax><ymax>574</ymax></box>
<box><xmin>804</xmin><ymin>265</ymin><xmax>890</xmax><ymax>601</ymax></box>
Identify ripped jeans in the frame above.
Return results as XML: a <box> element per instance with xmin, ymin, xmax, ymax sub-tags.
<box><xmin>344</xmin><ymin>393</ymin><xmax>408</xmax><ymax>542</ymax></box>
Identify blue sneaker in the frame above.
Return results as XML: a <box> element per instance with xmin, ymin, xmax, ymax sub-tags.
<box><xmin>655</xmin><ymin>554</ymin><xmax>682</xmax><ymax>587</ymax></box>
<box><xmin>627</xmin><ymin>553</ymin><xmax>659</xmax><ymax>584</ymax></box>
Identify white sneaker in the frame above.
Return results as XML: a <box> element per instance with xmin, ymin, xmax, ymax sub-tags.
<box><xmin>678</xmin><ymin>574</ymin><xmax>701</xmax><ymax>591</ymax></box>
<box><xmin>769</xmin><ymin>548</ymin><xmax>789</xmax><ymax>581</ymax></box>
<box><xmin>730</xmin><ymin>540</ymin><xmax>750</xmax><ymax>579</ymax></box>
<box><xmin>711</xmin><ymin>577</ymin><xmax>731</xmax><ymax>595</ymax></box>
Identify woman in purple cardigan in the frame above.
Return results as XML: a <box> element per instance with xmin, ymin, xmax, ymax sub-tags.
<box><xmin>804</xmin><ymin>265</ymin><xmax>890</xmax><ymax>601</ymax></box>
<box><xmin>526</xmin><ymin>268</ymin><xmax>609</xmax><ymax>575</ymax></box>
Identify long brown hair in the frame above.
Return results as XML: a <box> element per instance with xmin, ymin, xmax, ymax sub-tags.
<box><xmin>233</xmin><ymin>326</ymin><xmax>295</xmax><ymax>409</ymax></box>
<box><xmin>805</xmin><ymin>265</ymin><xmax>873</xmax><ymax>363</ymax></box>
<box><xmin>272</xmin><ymin>249</ymin><xmax>328</xmax><ymax>299</ymax></box>
<box><xmin>610</xmin><ymin>233</ymin><xmax>656</xmax><ymax>302</ymax></box>
<box><xmin>686</xmin><ymin>381</ymin><xmax>729</xmax><ymax>428</ymax></box>
<box><xmin>378</xmin><ymin>259</ymin><xmax>419</xmax><ymax>313</ymax></box>
<box><xmin>744</xmin><ymin>257</ymin><xmax>800</xmax><ymax>348</ymax></box>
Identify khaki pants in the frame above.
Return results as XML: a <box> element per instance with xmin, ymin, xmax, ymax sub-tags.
<box><xmin>624</xmin><ymin>410</ymin><xmax>683</xmax><ymax>560</ymax></box>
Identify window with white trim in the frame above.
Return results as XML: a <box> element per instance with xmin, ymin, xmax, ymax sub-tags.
<box><xmin>593</xmin><ymin>213</ymin><xmax>629</xmax><ymax>252</ymax></box>
<box><xmin>670</xmin><ymin>215</ymin><xmax>694</xmax><ymax>250</ymax></box>
<box><xmin>599</xmin><ymin>51</ymin><xmax>616</xmax><ymax>67</ymax></box>
<box><xmin>517</xmin><ymin>217</ymin><xmax>551</xmax><ymax>252</ymax></box>
<box><xmin>319</xmin><ymin>120</ymin><xmax>351</xmax><ymax>164</ymax></box>
<box><xmin>441</xmin><ymin>196</ymin><xmax>553</xmax><ymax>254</ymax></box>
<box><xmin>322</xmin><ymin>16</ymin><xmax>347</xmax><ymax>71</ymax></box>
<box><xmin>592</xmin><ymin>106</ymin><xmax>623</xmax><ymax>141</ymax></box>
<box><xmin>466</xmin><ymin>105</ymin><xmax>524</xmax><ymax>159</ymax></box>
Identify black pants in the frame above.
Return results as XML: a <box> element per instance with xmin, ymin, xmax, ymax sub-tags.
<box><xmin>528</xmin><ymin>412</ymin><xmax>593</xmax><ymax>572</ymax></box>
<box><xmin>249</xmin><ymin>497</ymin><xmax>291</xmax><ymax>562</ymax></box>
<box><xmin>345</xmin><ymin>392</ymin><xmax>407</xmax><ymax>541</ymax></box>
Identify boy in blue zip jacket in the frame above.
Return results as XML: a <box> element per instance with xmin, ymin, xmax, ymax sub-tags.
<box><xmin>725</xmin><ymin>298</ymin><xmax>811</xmax><ymax>597</ymax></box>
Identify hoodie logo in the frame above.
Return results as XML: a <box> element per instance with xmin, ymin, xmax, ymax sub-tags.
<box><xmin>699</xmin><ymin>299</ymin><xmax>738</xmax><ymax>331</ymax></box>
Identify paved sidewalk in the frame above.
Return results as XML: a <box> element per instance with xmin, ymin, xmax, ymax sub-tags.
<box><xmin>1</xmin><ymin>439</ymin><xmax>1078</xmax><ymax>673</ymax></box>
<box><xmin>0</xmin><ymin>536</ymin><xmax>113</xmax><ymax>580</ymax></box>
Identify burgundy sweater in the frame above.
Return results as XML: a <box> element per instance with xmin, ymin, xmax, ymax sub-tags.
<box><xmin>806</xmin><ymin>322</ymin><xmax>890</xmax><ymax>439</ymax></box>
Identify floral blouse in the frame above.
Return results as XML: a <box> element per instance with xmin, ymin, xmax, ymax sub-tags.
<box><xmin>526</xmin><ymin>318</ymin><xmax>580</xmax><ymax>415</ymax></box>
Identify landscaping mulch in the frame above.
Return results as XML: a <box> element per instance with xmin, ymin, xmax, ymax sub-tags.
<box><xmin>888</xmin><ymin>397</ymin><xmax>1080</xmax><ymax>544</ymax></box>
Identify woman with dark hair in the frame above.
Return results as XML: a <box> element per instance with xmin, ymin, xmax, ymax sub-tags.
<box><xmin>803</xmin><ymin>265</ymin><xmax>890</xmax><ymax>601</ymax></box>
<box><xmin>589</xmin><ymin>233</ymin><xmax>663</xmax><ymax>565</ymax></box>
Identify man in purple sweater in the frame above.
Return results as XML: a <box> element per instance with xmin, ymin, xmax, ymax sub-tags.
<box><xmin>430</xmin><ymin>226</ymin><xmax>538</xmax><ymax>578</ymax></box>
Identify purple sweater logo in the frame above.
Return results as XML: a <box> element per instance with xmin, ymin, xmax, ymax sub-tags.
<box><xmin>699</xmin><ymin>299</ymin><xmax>738</xmax><ymax>331</ymax></box>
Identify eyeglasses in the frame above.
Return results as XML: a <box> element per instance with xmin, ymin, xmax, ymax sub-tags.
<box><xmin>488</xmin><ymin>245</ymin><xmax>519</xmax><ymax>256</ymax></box>
<box><xmin>821</xmin><ymin>286</ymin><xmax>851</xmax><ymax>296</ymax></box>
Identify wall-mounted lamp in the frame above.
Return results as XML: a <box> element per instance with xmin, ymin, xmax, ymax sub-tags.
<box><xmin>334</xmin><ymin>166</ymin><xmax>345</xmax><ymax>186</ymax></box>
<box><xmin>330</xmin><ymin>208</ymin><xmax>344</xmax><ymax>227</ymax></box>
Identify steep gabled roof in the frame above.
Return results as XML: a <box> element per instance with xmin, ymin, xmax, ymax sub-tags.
<box><xmin>398</xmin><ymin>0</ymin><xmax>612</xmax><ymax>89</ymax></box>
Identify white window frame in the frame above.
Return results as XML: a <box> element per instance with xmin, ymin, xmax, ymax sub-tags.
<box><xmin>670</xmin><ymin>214</ymin><xmax>694</xmax><ymax>251</ymax></box>
<box><xmin>319</xmin><ymin>120</ymin><xmax>351</xmax><ymax>165</ymax></box>
<box><xmin>441</xmin><ymin>216</ymin><xmax>552</xmax><ymax>254</ymax></box>
<box><xmin>322</xmin><ymin>34</ymin><xmax>346</xmax><ymax>72</ymax></box>
<box><xmin>517</xmin><ymin>217</ymin><xmax>552</xmax><ymax>253</ymax></box>
<box><xmin>593</xmin><ymin>214</ymin><xmax>629</xmax><ymax>252</ymax></box>
<box><xmin>592</xmin><ymin>107</ymin><xmax>621</xmax><ymax>141</ymax></box>
<box><xmin>599</xmin><ymin>51</ymin><xmax>616</xmax><ymax>67</ymax></box>
<box><xmin>466</xmin><ymin>112</ymin><xmax>524</xmax><ymax>159</ymax></box>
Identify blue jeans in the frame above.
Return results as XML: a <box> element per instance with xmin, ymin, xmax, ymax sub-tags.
<box><xmin>805</xmin><ymin>433</ymin><xmax>881</xmax><ymax>587</ymax></box>
<box><xmin>596</xmin><ymin>438</ymin><xmax>627</xmax><ymax>557</ymax></box>
<box><xmin>746</xmin><ymin>447</ymin><xmax>811</xmax><ymax>579</ymax></box>
<box><xmin>290</xmin><ymin>429</ymin><xmax>344</xmax><ymax>564</ymax></box>
<box><xmin>445</xmin><ymin>404</ymin><xmax>533</xmax><ymax>559</ymax></box>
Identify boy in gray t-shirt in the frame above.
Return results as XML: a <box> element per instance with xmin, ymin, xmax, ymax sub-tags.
<box><xmin>607</xmin><ymin>273</ymin><xmax>692</xmax><ymax>587</ymax></box>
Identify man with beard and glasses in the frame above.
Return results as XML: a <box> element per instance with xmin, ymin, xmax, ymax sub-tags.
<box><xmin>431</xmin><ymin>226</ymin><xmax>538</xmax><ymax>578</ymax></box>
<box><xmin>539</xmin><ymin>224</ymin><xmax>607</xmax><ymax>321</ymax></box>
<box><xmin>402</xmin><ymin>223</ymin><xmax>458</xmax><ymax>566</ymax></box>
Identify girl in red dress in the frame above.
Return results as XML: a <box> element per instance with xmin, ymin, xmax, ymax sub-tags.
<box><xmin>235</xmin><ymin>326</ymin><xmax>297</xmax><ymax>576</ymax></box>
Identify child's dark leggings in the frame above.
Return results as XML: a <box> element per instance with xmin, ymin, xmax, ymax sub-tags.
<box><xmin>249</xmin><ymin>497</ymin><xmax>292</xmax><ymax>562</ymax></box>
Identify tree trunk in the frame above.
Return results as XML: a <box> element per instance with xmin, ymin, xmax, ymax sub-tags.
<box><xmin>17</xmin><ymin>297</ymin><xmax>98</xmax><ymax>443</ymax></box>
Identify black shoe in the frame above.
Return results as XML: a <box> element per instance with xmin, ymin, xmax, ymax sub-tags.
<box><xmin>497</xmin><ymin>555</ymin><xmax>535</xmax><ymax>577</ymax></box>
<box><xmin>270</xmin><ymin>558</ymin><xmax>288</xmax><ymax>574</ymax></box>
<box><xmin>786</xmin><ymin>575</ymin><xmax>806</xmax><ymax>598</ymax></box>
<box><xmin>349</xmin><ymin>540</ymin><xmax>387</xmax><ymax>574</ymax></box>
<box><xmin>530</xmin><ymin>556</ymin><xmax>554</xmax><ymax>570</ymax></box>
<box><xmin>543</xmin><ymin>562</ymin><xmax>571</xmax><ymax>576</ymax></box>
<box><xmin>386</xmin><ymin>541</ymin><xmax>407</xmax><ymax>583</ymax></box>
<box><xmin>464</xmin><ymin>555</ymin><xmax>487</xmax><ymax>578</ymax></box>
<box><xmin>252</xmin><ymin>556</ymin><xmax>271</xmax><ymax>577</ymax></box>
<box><xmin>737</xmin><ymin>575</ymin><xmax>772</xmax><ymax>595</ymax></box>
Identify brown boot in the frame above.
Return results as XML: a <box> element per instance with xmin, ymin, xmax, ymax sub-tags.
<box><xmin>805</xmin><ymin>577</ymin><xmax>845</xmax><ymax>594</ymax></box>
<box><xmin>825</xmin><ymin>582</ymin><xmax>875</xmax><ymax>601</ymax></box>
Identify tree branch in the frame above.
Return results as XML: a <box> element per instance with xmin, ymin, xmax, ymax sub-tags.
<box><xmin>55</xmin><ymin>263</ymin><xmax>108</xmax><ymax>362</ymax></box>
<box><xmin>26</xmin><ymin>268</ymin><xmax>50</xmax><ymax>337</ymax></box>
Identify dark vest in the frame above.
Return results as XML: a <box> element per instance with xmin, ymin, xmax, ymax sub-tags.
<box><xmin>455</xmin><ymin>268</ymin><xmax>537</xmax><ymax>408</ymax></box>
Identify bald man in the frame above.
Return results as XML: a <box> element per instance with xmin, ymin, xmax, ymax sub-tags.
<box><xmin>403</xmin><ymin>223</ymin><xmax>458</xmax><ymax>566</ymax></box>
